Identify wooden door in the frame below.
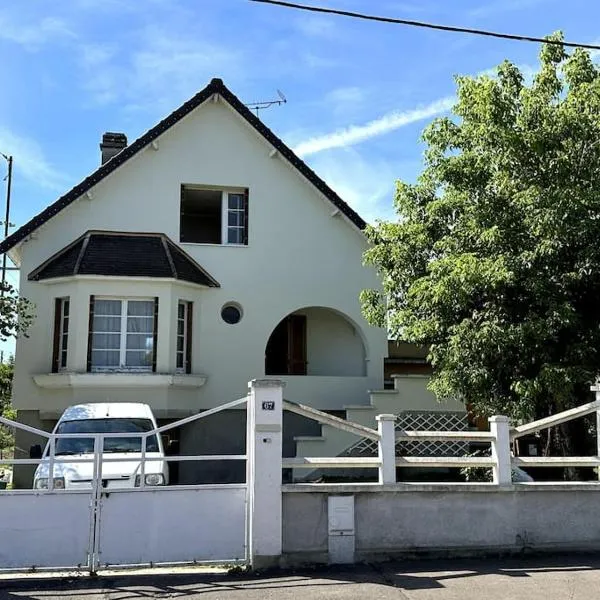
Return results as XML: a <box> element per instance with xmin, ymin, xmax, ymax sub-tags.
<box><xmin>287</xmin><ymin>315</ymin><xmax>307</xmax><ymax>375</ymax></box>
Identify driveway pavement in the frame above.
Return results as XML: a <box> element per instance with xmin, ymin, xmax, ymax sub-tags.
<box><xmin>2</xmin><ymin>554</ymin><xmax>600</xmax><ymax>600</ymax></box>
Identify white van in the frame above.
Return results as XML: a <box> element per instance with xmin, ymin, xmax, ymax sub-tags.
<box><xmin>32</xmin><ymin>403</ymin><xmax>168</xmax><ymax>490</ymax></box>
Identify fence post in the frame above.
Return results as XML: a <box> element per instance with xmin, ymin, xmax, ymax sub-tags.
<box><xmin>247</xmin><ymin>379</ymin><xmax>284</xmax><ymax>570</ymax></box>
<box><xmin>376</xmin><ymin>414</ymin><xmax>397</xmax><ymax>484</ymax></box>
<box><xmin>489</xmin><ymin>416</ymin><xmax>512</xmax><ymax>486</ymax></box>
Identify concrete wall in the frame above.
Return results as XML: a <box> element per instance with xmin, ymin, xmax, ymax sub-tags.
<box><xmin>282</xmin><ymin>484</ymin><xmax>600</xmax><ymax>563</ymax></box>
<box><xmin>282</xmin><ymin>492</ymin><xmax>329</xmax><ymax>563</ymax></box>
<box><xmin>12</xmin><ymin>97</ymin><xmax>386</xmax><ymax>419</ymax></box>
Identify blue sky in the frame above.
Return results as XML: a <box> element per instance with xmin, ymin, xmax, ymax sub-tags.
<box><xmin>0</xmin><ymin>0</ymin><xmax>598</xmax><ymax>355</ymax></box>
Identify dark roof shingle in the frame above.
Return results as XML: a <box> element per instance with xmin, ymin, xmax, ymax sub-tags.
<box><xmin>28</xmin><ymin>231</ymin><xmax>220</xmax><ymax>287</ymax></box>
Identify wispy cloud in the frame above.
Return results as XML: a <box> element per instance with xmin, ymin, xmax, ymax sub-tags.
<box><xmin>77</xmin><ymin>28</ymin><xmax>243</xmax><ymax>112</ymax></box>
<box><xmin>294</xmin><ymin>96</ymin><xmax>454</xmax><ymax>157</ymax></box>
<box><xmin>326</xmin><ymin>86</ymin><xmax>366</xmax><ymax>107</ymax></box>
<box><xmin>306</xmin><ymin>147</ymin><xmax>398</xmax><ymax>223</ymax></box>
<box><xmin>0</xmin><ymin>128</ymin><xmax>67</xmax><ymax>190</ymax></box>
<box><xmin>295</xmin><ymin>58</ymin><xmax>551</xmax><ymax>158</ymax></box>
<box><xmin>323</xmin><ymin>86</ymin><xmax>370</xmax><ymax>120</ymax></box>
<box><xmin>294</xmin><ymin>15</ymin><xmax>337</xmax><ymax>38</ymax></box>
<box><xmin>467</xmin><ymin>0</ymin><xmax>549</xmax><ymax>18</ymax></box>
<box><xmin>73</xmin><ymin>0</ymin><xmax>171</xmax><ymax>12</ymax></box>
<box><xmin>382</xmin><ymin>1</ymin><xmax>434</xmax><ymax>15</ymax></box>
<box><xmin>0</xmin><ymin>16</ymin><xmax>76</xmax><ymax>50</ymax></box>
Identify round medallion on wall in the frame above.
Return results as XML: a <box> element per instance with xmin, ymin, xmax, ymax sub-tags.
<box><xmin>221</xmin><ymin>303</ymin><xmax>243</xmax><ymax>324</ymax></box>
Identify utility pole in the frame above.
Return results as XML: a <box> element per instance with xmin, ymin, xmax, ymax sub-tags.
<box><xmin>0</xmin><ymin>153</ymin><xmax>12</xmax><ymax>292</ymax></box>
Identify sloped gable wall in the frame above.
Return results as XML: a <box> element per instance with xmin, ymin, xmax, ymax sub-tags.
<box><xmin>14</xmin><ymin>98</ymin><xmax>387</xmax><ymax>412</ymax></box>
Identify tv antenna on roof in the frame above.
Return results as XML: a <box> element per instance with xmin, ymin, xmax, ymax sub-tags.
<box><xmin>245</xmin><ymin>89</ymin><xmax>287</xmax><ymax>117</ymax></box>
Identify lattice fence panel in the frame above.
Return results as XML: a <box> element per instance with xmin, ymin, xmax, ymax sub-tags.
<box><xmin>343</xmin><ymin>411</ymin><xmax>469</xmax><ymax>458</ymax></box>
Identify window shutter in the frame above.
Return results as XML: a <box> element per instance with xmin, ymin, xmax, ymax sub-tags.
<box><xmin>51</xmin><ymin>299</ymin><xmax>61</xmax><ymax>373</ymax></box>
<box><xmin>86</xmin><ymin>295</ymin><xmax>95</xmax><ymax>373</ymax></box>
<box><xmin>185</xmin><ymin>302</ymin><xmax>193</xmax><ymax>374</ymax></box>
<box><xmin>152</xmin><ymin>297</ymin><xmax>159</xmax><ymax>373</ymax></box>
<box><xmin>243</xmin><ymin>189</ymin><xmax>249</xmax><ymax>245</ymax></box>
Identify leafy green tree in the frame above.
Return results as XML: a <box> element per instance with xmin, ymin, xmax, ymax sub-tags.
<box><xmin>0</xmin><ymin>358</ymin><xmax>14</xmax><ymax>454</ymax></box>
<box><xmin>362</xmin><ymin>34</ymin><xmax>600</xmax><ymax>439</ymax></box>
<box><xmin>0</xmin><ymin>282</ymin><xmax>33</xmax><ymax>342</ymax></box>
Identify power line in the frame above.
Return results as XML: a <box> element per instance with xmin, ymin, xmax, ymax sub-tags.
<box><xmin>249</xmin><ymin>0</ymin><xmax>600</xmax><ymax>51</ymax></box>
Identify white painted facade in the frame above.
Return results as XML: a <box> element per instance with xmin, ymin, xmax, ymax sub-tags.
<box><xmin>10</xmin><ymin>92</ymin><xmax>387</xmax><ymax>421</ymax></box>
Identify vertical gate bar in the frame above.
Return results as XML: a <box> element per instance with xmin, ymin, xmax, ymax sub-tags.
<box><xmin>88</xmin><ymin>434</ymin><xmax>104</xmax><ymax>574</ymax></box>
<box><xmin>245</xmin><ymin>392</ymin><xmax>253</xmax><ymax>563</ymax></box>
<box><xmin>48</xmin><ymin>436</ymin><xmax>56</xmax><ymax>492</ymax></box>
<box><xmin>140</xmin><ymin>435</ymin><xmax>147</xmax><ymax>488</ymax></box>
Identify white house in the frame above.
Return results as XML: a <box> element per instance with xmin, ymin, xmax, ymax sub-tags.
<box><xmin>1</xmin><ymin>79</ymin><xmax>464</xmax><ymax>487</ymax></box>
<box><xmin>0</xmin><ymin>79</ymin><xmax>391</xmax><ymax>485</ymax></box>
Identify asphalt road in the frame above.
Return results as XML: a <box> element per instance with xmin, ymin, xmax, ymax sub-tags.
<box><xmin>3</xmin><ymin>554</ymin><xmax>600</xmax><ymax>600</ymax></box>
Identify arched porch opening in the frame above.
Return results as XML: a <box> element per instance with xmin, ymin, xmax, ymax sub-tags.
<box><xmin>265</xmin><ymin>307</ymin><xmax>367</xmax><ymax>377</ymax></box>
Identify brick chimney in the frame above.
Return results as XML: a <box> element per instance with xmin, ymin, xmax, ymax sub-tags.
<box><xmin>100</xmin><ymin>132</ymin><xmax>127</xmax><ymax>165</ymax></box>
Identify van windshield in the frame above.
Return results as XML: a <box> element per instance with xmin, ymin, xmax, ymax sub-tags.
<box><xmin>54</xmin><ymin>418</ymin><xmax>160</xmax><ymax>455</ymax></box>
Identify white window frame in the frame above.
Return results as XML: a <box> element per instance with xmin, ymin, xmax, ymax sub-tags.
<box><xmin>176</xmin><ymin>301</ymin><xmax>190</xmax><ymax>374</ymax></box>
<box><xmin>181</xmin><ymin>185</ymin><xmax>247</xmax><ymax>246</ymax></box>
<box><xmin>58</xmin><ymin>297</ymin><xmax>70</xmax><ymax>372</ymax></box>
<box><xmin>91</xmin><ymin>297</ymin><xmax>155</xmax><ymax>373</ymax></box>
<box><xmin>221</xmin><ymin>190</ymin><xmax>246</xmax><ymax>246</ymax></box>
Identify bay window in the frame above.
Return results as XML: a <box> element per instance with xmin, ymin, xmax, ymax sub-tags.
<box><xmin>88</xmin><ymin>297</ymin><xmax>158</xmax><ymax>372</ymax></box>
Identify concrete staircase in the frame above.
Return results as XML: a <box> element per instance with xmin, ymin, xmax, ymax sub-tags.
<box><xmin>292</xmin><ymin>374</ymin><xmax>465</xmax><ymax>481</ymax></box>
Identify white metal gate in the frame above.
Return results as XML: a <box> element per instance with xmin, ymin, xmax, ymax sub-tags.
<box><xmin>0</xmin><ymin>396</ymin><xmax>249</xmax><ymax>573</ymax></box>
<box><xmin>95</xmin><ymin>486</ymin><xmax>247</xmax><ymax>568</ymax></box>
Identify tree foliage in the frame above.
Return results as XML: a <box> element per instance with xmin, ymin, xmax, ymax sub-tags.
<box><xmin>362</xmin><ymin>34</ymin><xmax>600</xmax><ymax>422</ymax></box>
<box><xmin>0</xmin><ymin>358</ymin><xmax>14</xmax><ymax>452</ymax></box>
<box><xmin>0</xmin><ymin>281</ymin><xmax>33</xmax><ymax>342</ymax></box>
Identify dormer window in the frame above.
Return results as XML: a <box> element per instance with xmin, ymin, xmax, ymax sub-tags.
<box><xmin>180</xmin><ymin>185</ymin><xmax>248</xmax><ymax>245</ymax></box>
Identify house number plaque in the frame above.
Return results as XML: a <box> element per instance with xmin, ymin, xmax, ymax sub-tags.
<box><xmin>262</xmin><ymin>401</ymin><xmax>275</xmax><ymax>411</ymax></box>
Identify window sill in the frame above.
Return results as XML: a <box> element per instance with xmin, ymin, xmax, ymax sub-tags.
<box><xmin>33</xmin><ymin>373</ymin><xmax>207</xmax><ymax>390</ymax></box>
<box><xmin>179</xmin><ymin>242</ymin><xmax>248</xmax><ymax>248</ymax></box>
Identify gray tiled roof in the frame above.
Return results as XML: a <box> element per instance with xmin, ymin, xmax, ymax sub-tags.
<box><xmin>28</xmin><ymin>231</ymin><xmax>220</xmax><ymax>287</ymax></box>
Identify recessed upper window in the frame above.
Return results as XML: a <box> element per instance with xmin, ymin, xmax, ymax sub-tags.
<box><xmin>221</xmin><ymin>303</ymin><xmax>242</xmax><ymax>325</ymax></box>
<box><xmin>180</xmin><ymin>186</ymin><xmax>248</xmax><ymax>245</ymax></box>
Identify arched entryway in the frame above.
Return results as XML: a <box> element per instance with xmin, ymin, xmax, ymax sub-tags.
<box><xmin>265</xmin><ymin>307</ymin><xmax>367</xmax><ymax>377</ymax></box>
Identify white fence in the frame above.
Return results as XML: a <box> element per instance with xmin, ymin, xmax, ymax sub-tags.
<box><xmin>3</xmin><ymin>380</ymin><xmax>600</xmax><ymax>572</ymax></box>
<box><xmin>279</xmin><ymin>385</ymin><xmax>600</xmax><ymax>564</ymax></box>
<box><xmin>284</xmin><ymin>393</ymin><xmax>600</xmax><ymax>486</ymax></box>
